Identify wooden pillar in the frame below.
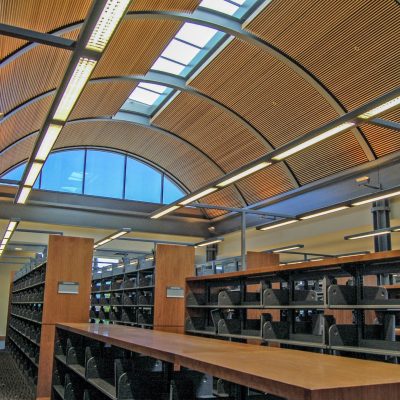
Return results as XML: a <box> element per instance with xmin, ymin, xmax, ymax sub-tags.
<box><xmin>36</xmin><ymin>235</ymin><xmax>93</xmax><ymax>399</ymax></box>
<box><xmin>153</xmin><ymin>244</ymin><xmax>195</xmax><ymax>334</ymax></box>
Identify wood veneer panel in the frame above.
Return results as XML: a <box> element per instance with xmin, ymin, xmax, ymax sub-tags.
<box><xmin>37</xmin><ymin>324</ymin><xmax>56</xmax><ymax>398</ymax></box>
<box><xmin>57</xmin><ymin>323</ymin><xmax>400</xmax><ymax>400</ymax></box>
<box><xmin>247</xmin><ymin>252</ymin><xmax>279</xmax><ymax>269</ymax></box>
<box><xmin>154</xmin><ymin>244</ymin><xmax>195</xmax><ymax>330</ymax></box>
<box><xmin>42</xmin><ymin>235</ymin><xmax>93</xmax><ymax>324</ymax></box>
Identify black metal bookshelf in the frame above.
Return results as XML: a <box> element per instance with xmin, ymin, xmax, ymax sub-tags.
<box><xmin>185</xmin><ymin>254</ymin><xmax>400</xmax><ymax>360</ymax></box>
<box><xmin>90</xmin><ymin>256</ymin><xmax>155</xmax><ymax>329</ymax></box>
<box><xmin>7</xmin><ymin>259</ymin><xmax>47</xmax><ymax>391</ymax></box>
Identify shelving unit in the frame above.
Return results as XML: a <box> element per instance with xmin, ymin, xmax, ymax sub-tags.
<box><xmin>6</xmin><ymin>235</ymin><xmax>94</xmax><ymax>399</ymax></box>
<box><xmin>90</xmin><ymin>255</ymin><xmax>156</xmax><ymax>328</ymax></box>
<box><xmin>90</xmin><ymin>244</ymin><xmax>195</xmax><ymax>334</ymax></box>
<box><xmin>185</xmin><ymin>251</ymin><xmax>400</xmax><ymax>360</ymax></box>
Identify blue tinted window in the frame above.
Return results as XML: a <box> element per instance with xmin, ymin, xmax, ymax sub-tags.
<box><xmin>41</xmin><ymin>150</ymin><xmax>84</xmax><ymax>194</ymax></box>
<box><xmin>85</xmin><ymin>150</ymin><xmax>124</xmax><ymax>198</ymax></box>
<box><xmin>125</xmin><ymin>158</ymin><xmax>162</xmax><ymax>203</ymax></box>
<box><xmin>163</xmin><ymin>176</ymin><xmax>185</xmax><ymax>203</ymax></box>
<box><xmin>1</xmin><ymin>163</ymin><xmax>25</xmax><ymax>181</ymax></box>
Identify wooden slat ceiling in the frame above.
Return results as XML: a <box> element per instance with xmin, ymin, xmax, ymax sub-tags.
<box><xmin>361</xmin><ymin>124</ymin><xmax>400</xmax><ymax>159</ymax></box>
<box><xmin>1</xmin><ymin>29</ymin><xmax>79</xmax><ymax>114</ymax></box>
<box><xmin>153</xmin><ymin>92</ymin><xmax>268</xmax><ymax>172</ymax></box>
<box><xmin>129</xmin><ymin>0</ymin><xmax>200</xmax><ymax>12</ymax></box>
<box><xmin>69</xmin><ymin>80</ymin><xmax>137</xmax><ymax>120</ymax></box>
<box><xmin>285</xmin><ymin>130</ymin><xmax>368</xmax><ymax>185</ymax></box>
<box><xmin>0</xmin><ymin>0</ymin><xmax>91</xmax><ymax>59</ymax></box>
<box><xmin>190</xmin><ymin>39</ymin><xmax>339</xmax><ymax>148</ymax></box>
<box><xmin>246</xmin><ymin>0</ymin><xmax>400</xmax><ymax>111</ymax></box>
<box><xmin>53</xmin><ymin>120</ymin><xmax>227</xmax><ymax>193</ymax></box>
<box><xmin>201</xmin><ymin>186</ymin><xmax>244</xmax><ymax>218</ymax></box>
<box><xmin>236</xmin><ymin>163</ymin><xmax>296</xmax><ymax>205</ymax></box>
<box><xmin>92</xmin><ymin>19</ymin><xmax>182</xmax><ymax>78</ymax></box>
<box><xmin>0</xmin><ymin>134</ymin><xmax>38</xmax><ymax>175</ymax></box>
<box><xmin>0</xmin><ymin>94</ymin><xmax>54</xmax><ymax>151</ymax></box>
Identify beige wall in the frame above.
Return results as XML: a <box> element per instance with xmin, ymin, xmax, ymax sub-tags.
<box><xmin>0</xmin><ymin>264</ymin><xmax>18</xmax><ymax>337</ymax></box>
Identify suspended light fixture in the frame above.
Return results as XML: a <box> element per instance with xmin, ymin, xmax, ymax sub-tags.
<box><xmin>93</xmin><ymin>228</ymin><xmax>131</xmax><ymax>249</ymax></box>
<box><xmin>257</xmin><ymin>219</ymin><xmax>298</xmax><ymax>231</ymax></box>
<box><xmin>358</xmin><ymin>96</ymin><xmax>400</xmax><ymax>119</ymax></box>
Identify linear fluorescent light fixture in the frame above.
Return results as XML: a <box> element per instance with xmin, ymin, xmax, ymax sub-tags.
<box><xmin>267</xmin><ymin>244</ymin><xmax>304</xmax><ymax>253</ymax></box>
<box><xmin>216</xmin><ymin>162</ymin><xmax>271</xmax><ymax>188</ymax></box>
<box><xmin>35</xmin><ymin>124</ymin><xmax>63</xmax><ymax>161</ymax></box>
<box><xmin>257</xmin><ymin>219</ymin><xmax>298</xmax><ymax>231</ymax></box>
<box><xmin>310</xmin><ymin>258</ymin><xmax>324</xmax><ymax>262</ymax></box>
<box><xmin>300</xmin><ymin>206</ymin><xmax>350</xmax><ymax>220</ymax></box>
<box><xmin>16</xmin><ymin>186</ymin><xmax>32</xmax><ymax>204</ymax></box>
<box><xmin>195</xmin><ymin>238</ymin><xmax>224</xmax><ymax>247</ymax></box>
<box><xmin>53</xmin><ymin>57</ymin><xmax>97</xmax><ymax>121</ymax></box>
<box><xmin>351</xmin><ymin>189</ymin><xmax>400</xmax><ymax>206</ymax></box>
<box><xmin>358</xmin><ymin>96</ymin><xmax>400</xmax><ymax>119</ymax></box>
<box><xmin>150</xmin><ymin>205</ymin><xmax>181</xmax><ymax>219</ymax></box>
<box><xmin>179</xmin><ymin>188</ymin><xmax>218</xmax><ymax>205</ymax></box>
<box><xmin>24</xmin><ymin>162</ymin><xmax>43</xmax><ymax>187</ymax></box>
<box><xmin>86</xmin><ymin>0</ymin><xmax>131</xmax><ymax>52</ymax></box>
<box><xmin>94</xmin><ymin>228</ymin><xmax>131</xmax><ymax>248</ymax></box>
<box><xmin>344</xmin><ymin>229</ymin><xmax>392</xmax><ymax>240</ymax></box>
<box><xmin>272</xmin><ymin>122</ymin><xmax>355</xmax><ymax>161</ymax></box>
<box><xmin>0</xmin><ymin>219</ymin><xmax>19</xmax><ymax>256</ymax></box>
<box><xmin>337</xmin><ymin>251</ymin><xmax>370</xmax><ymax>258</ymax></box>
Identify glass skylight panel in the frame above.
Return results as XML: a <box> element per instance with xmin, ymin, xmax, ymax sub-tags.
<box><xmin>176</xmin><ymin>23</ymin><xmax>219</xmax><ymax>48</ymax></box>
<box><xmin>199</xmin><ymin>0</ymin><xmax>239</xmax><ymax>15</ymax></box>
<box><xmin>138</xmin><ymin>82</ymin><xmax>167</xmax><ymax>94</ymax></box>
<box><xmin>152</xmin><ymin>57</ymin><xmax>185</xmax><ymax>75</ymax></box>
<box><xmin>129</xmin><ymin>87</ymin><xmax>161</xmax><ymax>105</ymax></box>
<box><xmin>161</xmin><ymin>39</ymin><xmax>201</xmax><ymax>65</ymax></box>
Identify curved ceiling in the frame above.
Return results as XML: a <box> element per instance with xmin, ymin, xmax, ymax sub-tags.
<box><xmin>1</xmin><ymin>0</ymin><xmax>399</xmax><ymax>218</ymax></box>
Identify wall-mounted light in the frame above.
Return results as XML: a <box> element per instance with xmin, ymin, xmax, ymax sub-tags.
<box><xmin>257</xmin><ymin>219</ymin><xmax>298</xmax><ymax>231</ymax></box>
<box><xmin>266</xmin><ymin>244</ymin><xmax>304</xmax><ymax>253</ymax></box>
<box><xmin>93</xmin><ymin>228</ymin><xmax>131</xmax><ymax>249</ymax></box>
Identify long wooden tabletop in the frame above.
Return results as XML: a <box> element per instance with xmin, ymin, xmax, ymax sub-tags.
<box><xmin>187</xmin><ymin>250</ymin><xmax>400</xmax><ymax>282</ymax></box>
<box><xmin>57</xmin><ymin>323</ymin><xmax>400</xmax><ymax>400</ymax></box>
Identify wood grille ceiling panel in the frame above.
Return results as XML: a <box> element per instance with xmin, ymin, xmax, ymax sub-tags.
<box><xmin>153</xmin><ymin>92</ymin><xmax>268</xmax><ymax>172</ymax></box>
<box><xmin>0</xmin><ymin>94</ymin><xmax>54</xmax><ymax>151</ymax></box>
<box><xmin>1</xmin><ymin>30</ymin><xmax>79</xmax><ymax>114</ymax></box>
<box><xmin>0</xmin><ymin>134</ymin><xmax>37</xmax><ymax>175</ymax></box>
<box><xmin>201</xmin><ymin>186</ymin><xmax>244</xmax><ymax>218</ymax></box>
<box><xmin>246</xmin><ymin>0</ymin><xmax>400</xmax><ymax>111</ymax></box>
<box><xmin>361</xmin><ymin>124</ymin><xmax>400</xmax><ymax>158</ymax></box>
<box><xmin>384</xmin><ymin>109</ymin><xmax>400</xmax><ymax>124</ymax></box>
<box><xmin>69</xmin><ymin>81</ymin><xmax>137</xmax><ymax>120</ymax></box>
<box><xmin>54</xmin><ymin>120</ymin><xmax>225</xmax><ymax>192</ymax></box>
<box><xmin>0</xmin><ymin>0</ymin><xmax>91</xmax><ymax>59</ymax></box>
<box><xmin>129</xmin><ymin>0</ymin><xmax>200</xmax><ymax>11</ymax></box>
<box><xmin>286</xmin><ymin>131</ymin><xmax>368</xmax><ymax>185</ymax></box>
<box><xmin>190</xmin><ymin>39</ymin><xmax>339</xmax><ymax>148</ymax></box>
<box><xmin>236</xmin><ymin>163</ymin><xmax>296</xmax><ymax>205</ymax></box>
<box><xmin>93</xmin><ymin>20</ymin><xmax>182</xmax><ymax>78</ymax></box>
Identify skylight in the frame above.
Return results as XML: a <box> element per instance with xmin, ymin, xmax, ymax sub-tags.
<box><xmin>120</xmin><ymin>0</ymin><xmax>266</xmax><ymax>116</ymax></box>
<box><xmin>128</xmin><ymin>83</ymin><xmax>168</xmax><ymax>106</ymax></box>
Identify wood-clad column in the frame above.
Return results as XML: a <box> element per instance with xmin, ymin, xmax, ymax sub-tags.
<box><xmin>154</xmin><ymin>244</ymin><xmax>195</xmax><ymax>334</ymax></box>
<box><xmin>36</xmin><ymin>235</ymin><xmax>93</xmax><ymax>399</ymax></box>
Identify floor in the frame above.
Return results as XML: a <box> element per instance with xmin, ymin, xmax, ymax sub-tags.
<box><xmin>0</xmin><ymin>349</ymin><xmax>35</xmax><ymax>400</ymax></box>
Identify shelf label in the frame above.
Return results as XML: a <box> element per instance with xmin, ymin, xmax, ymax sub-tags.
<box><xmin>58</xmin><ymin>281</ymin><xmax>79</xmax><ymax>294</ymax></box>
<box><xmin>166</xmin><ymin>286</ymin><xmax>184</xmax><ymax>298</ymax></box>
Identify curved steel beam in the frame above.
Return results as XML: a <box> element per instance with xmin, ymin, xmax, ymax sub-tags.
<box><xmin>1</xmin><ymin>8</ymin><xmax>375</xmax><ymax>162</ymax></box>
<box><xmin>0</xmin><ymin>115</ymin><xmax>248</xmax><ymax>207</ymax></box>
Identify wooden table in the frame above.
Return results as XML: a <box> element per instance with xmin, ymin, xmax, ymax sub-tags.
<box><xmin>57</xmin><ymin>323</ymin><xmax>400</xmax><ymax>400</ymax></box>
